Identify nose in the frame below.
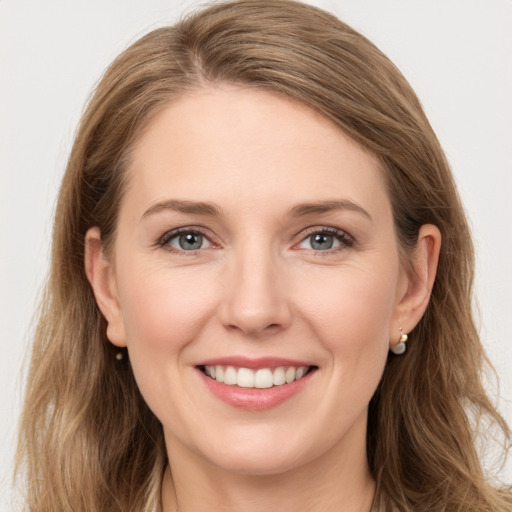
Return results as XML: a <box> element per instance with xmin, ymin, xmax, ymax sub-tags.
<box><xmin>218</xmin><ymin>245</ymin><xmax>292</xmax><ymax>337</ymax></box>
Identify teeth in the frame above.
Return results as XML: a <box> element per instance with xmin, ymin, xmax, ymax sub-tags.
<box><xmin>285</xmin><ymin>367</ymin><xmax>296</xmax><ymax>383</ymax></box>
<box><xmin>237</xmin><ymin>368</ymin><xmax>254</xmax><ymax>388</ymax></box>
<box><xmin>254</xmin><ymin>369</ymin><xmax>273</xmax><ymax>389</ymax></box>
<box><xmin>273</xmin><ymin>367</ymin><xmax>286</xmax><ymax>386</ymax></box>
<box><xmin>224</xmin><ymin>366</ymin><xmax>237</xmax><ymax>385</ymax></box>
<box><xmin>203</xmin><ymin>365</ymin><xmax>310</xmax><ymax>388</ymax></box>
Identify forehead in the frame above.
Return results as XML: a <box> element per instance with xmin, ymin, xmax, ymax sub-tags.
<box><xmin>124</xmin><ymin>85</ymin><xmax>389</xmax><ymax>219</ymax></box>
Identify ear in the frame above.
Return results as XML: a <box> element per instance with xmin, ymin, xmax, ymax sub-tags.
<box><xmin>84</xmin><ymin>227</ymin><xmax>127</xmax><ymax>347</ymax></box>
<box><xmin>391</xmin><ymin>224</ymin><xmax>442</xmax><ymax>345</ymax></box>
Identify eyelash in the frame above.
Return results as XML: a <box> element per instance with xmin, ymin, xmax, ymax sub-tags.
<box><xmin>296</xmin><ymin>226</ymin><xmax>355</xmax><ymax>254</ymax></box>
<box><xmin>157</xmin><ymin>226</ymin><xmax>213</xmax><ymax>254</ymax></box>
<box><xmin>156</xmin><ymin>226</ymin><xmax>355</xmax><ymax>254</ymax></box>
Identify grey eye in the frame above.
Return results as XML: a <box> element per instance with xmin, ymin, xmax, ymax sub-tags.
<box><xmin>310</xmin><ymin>233</ymin><xmax>336</xmax><ymax>250</ymax></box>
<box><xmin>298</xmin><ymin>231</ymin><xmax>342</xmax><ymax>251</ymax></box>
<box><xmin>169</xmin><ymin>232</ymin><xmax>210</xmax><ymax>251</ymax></box>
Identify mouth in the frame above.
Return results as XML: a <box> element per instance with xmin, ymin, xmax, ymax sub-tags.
<box><xmin>198</xmin><ymin>364</ymin><xmax>317</xmax><ymax>389</ymax></box>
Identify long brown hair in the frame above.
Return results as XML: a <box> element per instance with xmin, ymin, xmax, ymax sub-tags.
<box><xmin>16</xmin><ymin>1</ymin><xmax>511</xmax><ymax>510</ymax></box>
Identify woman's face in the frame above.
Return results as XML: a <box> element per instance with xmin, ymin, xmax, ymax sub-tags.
<box><xmin>92</xmin><ymin>86</ymin><xmax>415</xmax><ymax>476</ymax></box>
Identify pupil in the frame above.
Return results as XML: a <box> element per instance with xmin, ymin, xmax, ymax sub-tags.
<box><xmin>311</xmin><ymin>233</ymin><xmax>333</xmax><ymax>250</ymax></box>
<box><xmin>179</xmin><ymin>233</ymin><xmax>202</xmax><ymax>250</ymax></box>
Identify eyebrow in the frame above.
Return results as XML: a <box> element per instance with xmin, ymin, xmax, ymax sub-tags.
<box><xmin>288</xmin><ymin>200</ymin><xmax>372</xmax><ymax>220</ymax></box>
<box><xmin>141</xmin><ymin>198</ymin><xmax>371</xmax><ymax>221</ymax></box>
<box><xmin>142</xmin><ymin>200</ymin><xmax>222</xmax><ymax>219</ymax></box>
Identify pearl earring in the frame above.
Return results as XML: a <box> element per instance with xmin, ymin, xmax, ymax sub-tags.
<box><xmin>391</xmin><ymin>328</ymin><xmax>408</xmax><ymax>355</ymax></box>
<box><xmin>115</xmin><ymin>352</ymin><xmax>124</xmax><ymax>361</ymax></box>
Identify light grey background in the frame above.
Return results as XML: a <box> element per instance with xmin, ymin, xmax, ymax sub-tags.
<box><xmin>1</xmin><ymin>1</ymin><xmax>511</xmax><ymax>510</ymax></box>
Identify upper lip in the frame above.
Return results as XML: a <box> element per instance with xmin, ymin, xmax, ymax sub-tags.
<box><xmin>196</xmin><ymin>356</ymin><xmax>315</xmax><ymax>370</ymax></box>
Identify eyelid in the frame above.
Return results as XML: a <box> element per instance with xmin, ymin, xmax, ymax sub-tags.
<box><xmin>293</xmin><ymin>226</ymin><xmax>355</xmax><ymax>252</ymax></box>
<box><xmin>155</xmin><ymin>224</ymin><xmax>355</xmax><ymax>254</ymax></box>
<box><xmin>157</xmin><ymin>226</ymin><xmax>217</xmax><ymax>253</ymax></box>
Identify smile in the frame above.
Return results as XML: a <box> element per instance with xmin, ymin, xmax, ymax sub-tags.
<box><xmin>196</xmin><ymin>357</ymin><xmax>318</xmax><ymax>410</ymax></box>
<box><xmin>202</xmin><ymin>365</ymin><xmax>312</xmax><ymax>389</ymax></box>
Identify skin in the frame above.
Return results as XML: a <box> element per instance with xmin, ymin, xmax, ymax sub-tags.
<box><xmin>85</xmin><ymin>85</ymin><xmax>441</xmax><ymax>512</ymax></box>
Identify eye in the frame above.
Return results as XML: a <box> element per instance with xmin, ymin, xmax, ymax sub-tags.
<box><xmin>306</xmin><ymin>232</ymin><xmax>339</xmax><ymax>251</ymax></box>
<box><xmin>160</xmin><ymin>229</ymin><xmax>212</xmax><ymax>252</ymax></box>
<box><xmin>296</xmin><ymin>228</ymin><xmax>353</xmax><ymax>252</ymax></box>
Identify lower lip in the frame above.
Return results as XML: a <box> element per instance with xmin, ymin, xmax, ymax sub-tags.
<box><xmin>199</xmin><ymin>369</ymin><xmax>314</xmax><ymax>411</ymax></box>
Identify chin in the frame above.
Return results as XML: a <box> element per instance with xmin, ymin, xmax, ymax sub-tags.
<box><xmin>208</xmin><ymin>448</ymin><xmax>307</xmax><ymax>477</ymax></box>
<box><xmin>192</xmin><ymin>424</ymin><xmax>327</xmax><ymax>477</ymax></box>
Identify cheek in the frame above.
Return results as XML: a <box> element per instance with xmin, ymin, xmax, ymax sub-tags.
<box><xmin>295</xmin><ymin>262</ymin><xmax>398</xmax><ymax>384</ymax></box>
<box><xmin>116</xmin><ymin>263</ymin><xmax>218</xmax><ymax>357</ymax></box>
<box><xmin>299</xmin><ymin>263</ymin><xmax>397</xmax><ymax>339</ymax></box>
<box><xmin>292</xmin><ymin>266</ymin><xmax>396</xmax><ymax>443</ymax></box>
<box><xmin>114</xmin><ymin>263</ymin><xmax>221</xmax><ymax>428</ymax></box>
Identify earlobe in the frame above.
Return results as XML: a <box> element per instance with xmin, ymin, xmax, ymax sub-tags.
<box><xmin>84</xmin><ymin>227</ymin><xmax>127</xmax><ymax>347</ymax></box>
<box><xmin>391</xmin><ymin>224</ymin><xmax>442</xmax><ymax>345</ymax></box>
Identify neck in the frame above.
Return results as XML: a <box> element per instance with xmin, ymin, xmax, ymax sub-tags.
<box><xmin>161</xmin><ymin>417</ymin><xmax>375</xmax><ymax>512</ymax></box>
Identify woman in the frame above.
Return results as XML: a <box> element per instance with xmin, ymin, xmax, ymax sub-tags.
<box><xmin>15</xmin><ymin>0</ymin><xmax>511</xmax><ymax>510</ymax></box>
